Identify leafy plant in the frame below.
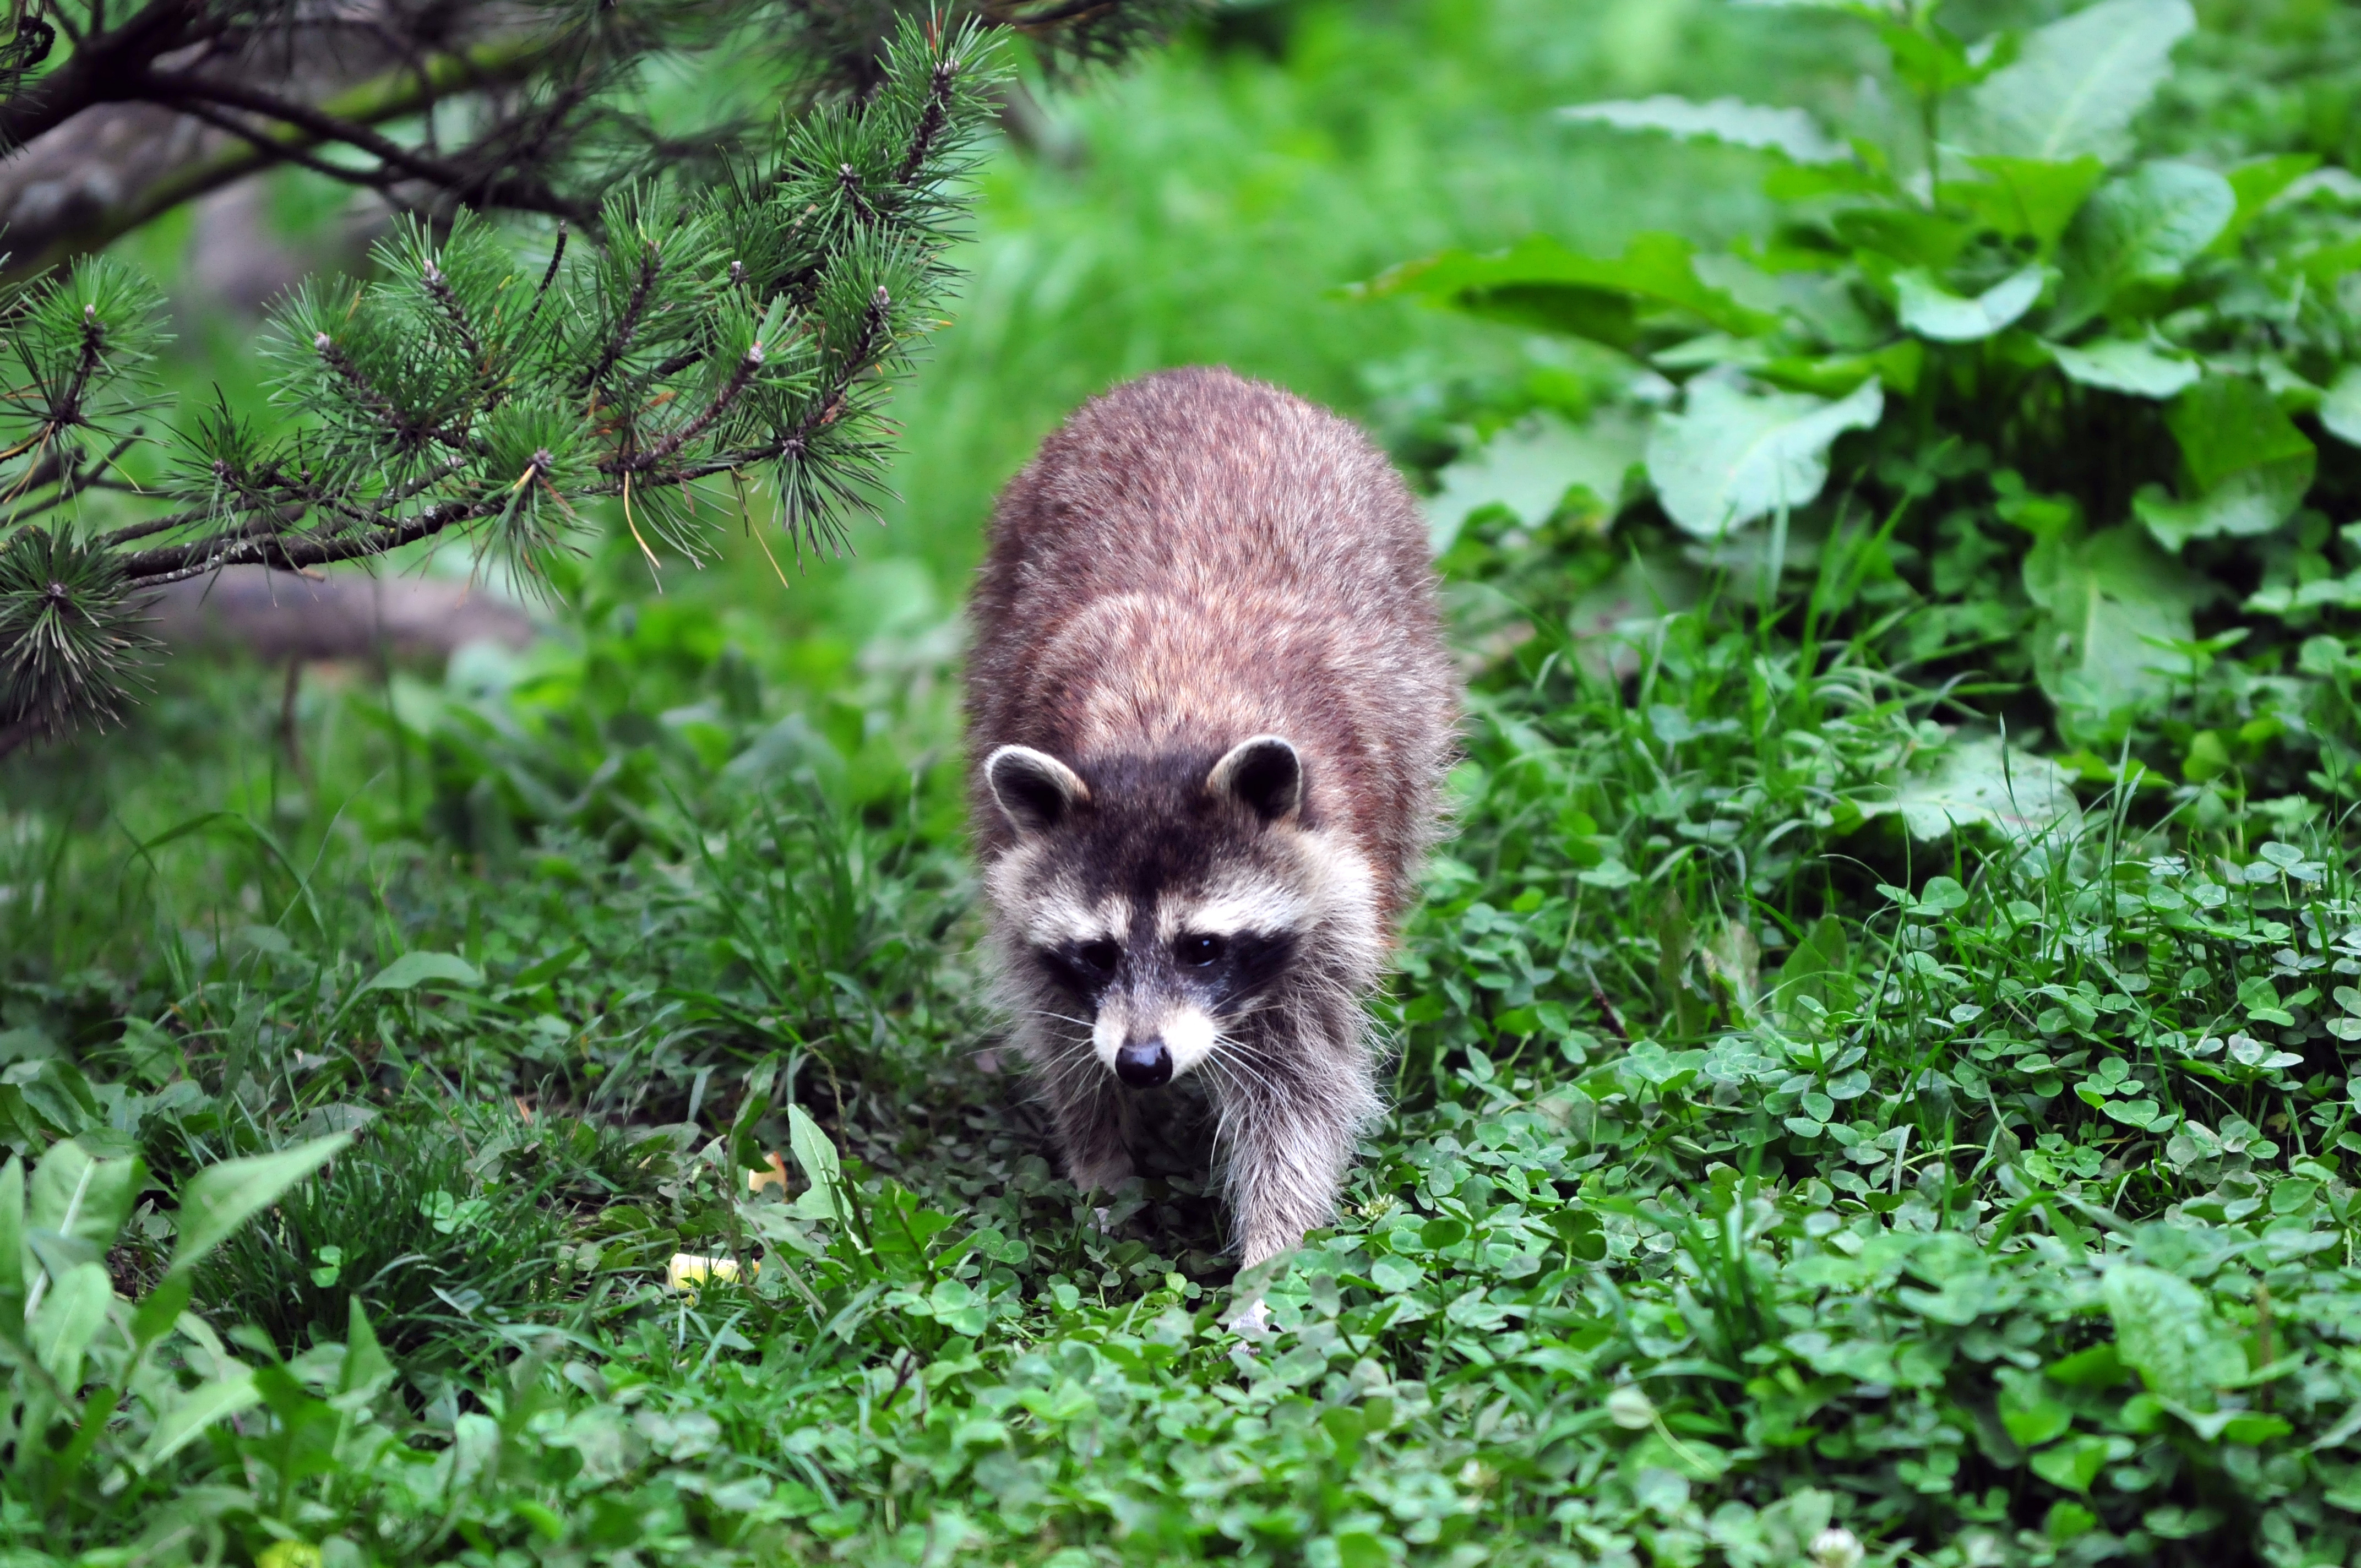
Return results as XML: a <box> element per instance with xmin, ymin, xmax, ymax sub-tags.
<box><xmin>0</xmin><ymin>1134</ymin><xmax>347</xmax><ymax>1531</ymax></box>
<box><xmin>1370</xmin><ymin>0</ymin><xmax>2361</xmax><ymax>799</ymax></box>
<box><xmin>191</xmin><ymin>1114</ymin><xmax>572</xmax><ymax>1361</ymax></box>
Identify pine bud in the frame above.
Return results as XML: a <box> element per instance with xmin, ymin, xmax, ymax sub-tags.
<box><xmin>314</xmin><ymin>332</ymin><xmax>332</xmax><ymax>351</ymax></box>
<box><xmin>747</xmin><ymin>343</ymin><xmax>765</xmax><ymax>366</ymax></box>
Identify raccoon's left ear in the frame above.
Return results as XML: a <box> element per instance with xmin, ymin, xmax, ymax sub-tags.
<box><xmin>1208</xmin><ymin>735</ymin><xmax>1302</xmax><ymax>825</ymax></box>
<box><xmin>985</xmin><ymin>745</ymin><xmax>1090</xmax><ymax>835</ymax></box>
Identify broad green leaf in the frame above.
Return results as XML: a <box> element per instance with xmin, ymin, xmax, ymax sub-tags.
<box><xmin>2101</xmin><ymin>1264</ymin><xmax>2244</xmax><ymax>1409</ymax></box>
<box><xmin>2292</xmin><ymin>230</ymin><xmax>2361</xmax><ymax>287</ymax></box>
<box><xmin>2215</xmin><ymin>152</ymin><xmax>2321</xmax><ymax>253</ymax></box>
<box><xmin>9</xmin><ymin>1058</ymin><xmax>101</xmax><ymax>1140</ymax></box>
<box><xmin>30</xmin><ymin>1260</ymin><xmax>111</xmax><ymax>1390</ymax></box>
<box><xmin>137</xmin><ymin>1370</ymin><xmax>261</xmax><ymax>1473</ymax></box>
<box><xmin>2054</xmin><ymin>162</ymin><xmax>2235</xmax><ymax>333</ymax></box>
<box><xmin>2046</xmin><ymin>1344</ymin><xmax>2129</xmax><ymax>1389</ymax></box>
<box><xmin>338</xmin><ymin>1295</ymin><xmax>396</xmax><ymax>1406</ymax></box>
<box><xmin>168</xmin><ymin>1135</ymin><xmax>352</xmax><ymax>1276</ymax></box>
<box><xmin>2044</xmin><ymin>337</ymin><xmax>2199</xmax><ymax>399</ymax></box>
<box><xmin>787</xmin><ymin>1105</ymin><xmax>845</xmax><ymax>1226</ymax></box>
<box><xmin>355</xmin><ymin>950</ymin><xmax>483</xmax><ymax>997</ymax></box>
<box><xmin>2136</xmin><ymin>377</ymin><xmax>2315</xmax><ymax>550</ymax></box>
<box><xmin>2319</xmin><ymin>364</ymin><xmax>2361</xmax><ymax>448</ymax></box>
<box><xmin>2167</xmin><ymin>374</ymin><xmax>2316</xmax><ymax>494</ymax></box>
<box><xmin>1912</xmin><ymin>876</ymin><xmax>1970</xmax><ymax>913</ymax></box>
<box><xmin>30</xmin><ymin>1139</ymin><xmax>144</xmax><ymax>1253</ymax></box>
<box><xmin>2029</xmin><ymin>1433</ymin><xmax>2112</xmax><ymax>1494</ymax></box>
<box><xmin>1866</xmin><ymin>734</ymin><xmax>2081</xmax><ymax>846</ymax></box>
<box><xmin>2023</xmin><ymin>526</ymin><xmax>2204</xmax><ymax>721</ymax></box>
<box><xmin>1352</xmin><ymin>232</ymin><xmax>1777</xmax><ymax>348</ymax></box>
<box><xmin>1894</xmin><ymin>265</ymin><xmax>2044</xmax><ymax>341</ymax></box>
<box><xmin>128</xmin><ymin>1270</ymin><xmax>192</xmax><ymax>1349</ymax></box>
<box><xmin>2136</xmin><ymin>471</ymin><xmax>2311</xmax><ymax>551</ymax></box>
<box><xmin>1645</xmin><ymin>376</ymin><xmax>1883</xmax><ymax>538</ymax></box>
<box><xmin>1957</xmin><ymin>156</ymin><xmax>2107</xmax><ymax>251</ymax></box>
<box><xmin>1956</xmin><ymin>0</ymin><xmax>2195</xmax><ymax>164</ymax></box>
<box><xmin>1424</xmin><ymin>411</ymin><xmax>1645</xmax><ymax>551</ymax></box>
<box><xmin>1997</xmin><ymin>1368</ymin><xmax>2074</xmax><ymax>1447</ymax></box>
<box><xmin>1557</xmin><ymin>96</ymin><xmax>1847</xmax><ymax>164</ymax></box>
<box><xmin>1834</xmin><ymin>206</ymin><xmax>1973</xmax><ymax>269</ymax></box>
<box><xmin>1874</xmin><ymin>16</ymin><xmax>2008</xmax><ymax>104</ymax></box>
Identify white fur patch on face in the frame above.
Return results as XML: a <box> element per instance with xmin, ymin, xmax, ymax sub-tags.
<box><xmin>1280</xmin><ymin>826</ymin><xmax>1384</xmax><ymax>980</ymax></box>
<box><xmin>1157</xmin><ymin>876</ymin><xmax>1307</xmax><ymax>941</ymax></box>
<box><xmin>989</xmin><ymin>851</ymin><xmax>1130</xmax><ymax>950</ymax></box>
<box><xmin>1092</xmin><ymin>994</ymin><xmax>1128</xmax><ymax>1070</ymax></box>
<box><xmin>1094</xmin><ymin>999</ymin><xmax>1215</xmax><ymax>1079</ymax></box>
<box><xmin>1162</xmin><ymin>1005</ymin><xmax>1216</xmax><ymax>1077</ymax></box>
<box><xmin>1142</xmin><ymin>831</ymin><xmax>1377</xmax><ymax>951</ymax></box>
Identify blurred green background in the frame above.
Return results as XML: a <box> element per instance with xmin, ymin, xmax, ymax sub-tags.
<box><xmin>108</xmin><ymin>0</ymin><xmax>1870</xmax><ymax>635</ymax></box>
<box><xmin>9</xmin><ymin>0</ymin><xmax>2343</xmax><ymax>978</ymax></box>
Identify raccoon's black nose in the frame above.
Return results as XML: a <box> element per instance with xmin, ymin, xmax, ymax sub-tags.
<box><xmin>1114</xmin><ymin>1039</ymin><xmax>1172</xmax><ymax>1087</ymax></box>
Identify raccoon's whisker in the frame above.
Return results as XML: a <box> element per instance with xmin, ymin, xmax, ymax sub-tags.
<box><xmin>1016</xmin><ymin>1006</ymin><xmax>1097</xmax><ymax>1032</ymax></box>
<box><xmin>1033</xmin><ymin>1048</ymin><xmax>1101</xmax><ymax>1093</ymax></box>
<box><xmin>1199</xmin><ymin>1052</ymin><xmax>1264</xmax><ymax>1123</ymax></box>
<box><xmin>1204</xmin><ymin>1038</ymin><xmax>1288</xmax><ymax>1107</ymax></box>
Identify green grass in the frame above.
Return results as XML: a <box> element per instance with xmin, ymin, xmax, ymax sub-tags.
<box><xmin>8</xmin><ymin>1</ymin><xmax>2361</xmax><ymax>1564</ymax></box>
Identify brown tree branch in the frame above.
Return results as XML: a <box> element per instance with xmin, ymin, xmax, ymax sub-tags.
<box><xmin>0</xmin><ymin>36</ymin><xmax>550</xmax><ymax>283</ymax></box>
<box><xmin>0</xmin><ymin>0</ymin><xmax>208</xmax><ymax>151</ymax></box>
<box><xmin>137</xmin><ymin>66</ymin><xmax>594</xmax><ymax>227</ymax></box>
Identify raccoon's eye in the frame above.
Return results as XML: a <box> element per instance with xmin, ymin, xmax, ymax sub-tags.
<box><xmin>1177</xmin><ymin>934</ymin><xmax>1225</xmax><ymax>967</ymax></box>
<box><xmin>1076</xmin><ymin>939</ymin><xmax>1120</xmax><ymax>975</ymax></box>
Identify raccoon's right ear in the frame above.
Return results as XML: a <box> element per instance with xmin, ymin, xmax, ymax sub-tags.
<box><xmin>984</xmin><ymin>745</ymin><xmax>1090</xmax><ymax>835</ymax></box>
<box><xmin>1208</xmin><ymin>735</ymin><xmax>1302</xmax><ymax>824</ymax></box>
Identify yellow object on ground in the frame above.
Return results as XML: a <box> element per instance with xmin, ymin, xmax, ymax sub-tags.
<box><xmin>666</xmin><ymin>1253</ymin><xmax>757</xmax><ymax>1291</ymax></box>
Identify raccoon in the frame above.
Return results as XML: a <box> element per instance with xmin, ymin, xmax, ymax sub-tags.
<box><xmin>965</xmin><ymin>366</ymin><xmax>1457</xmax><ymax>1266</ymax></box>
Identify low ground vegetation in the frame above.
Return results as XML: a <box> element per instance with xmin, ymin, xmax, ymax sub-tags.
<box><xmin>7</xmin><ymin>1</ymin><xmax>2361</xmax><ymax>1565</ymax></box>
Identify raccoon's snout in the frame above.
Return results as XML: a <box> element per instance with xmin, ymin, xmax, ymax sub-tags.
<box><xmin>1114</xmin><ymin>1037</ymin><xmax>1173</xmax><ymax>1087</ymax></box>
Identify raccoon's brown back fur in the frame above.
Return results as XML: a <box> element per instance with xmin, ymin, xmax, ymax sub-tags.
<box><xmin>965</xmin><ymin>366</ymin><xmax>1455</xmax><ymax>921</ymax></box>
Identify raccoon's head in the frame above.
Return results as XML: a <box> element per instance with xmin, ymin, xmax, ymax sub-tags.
<box><xmin>981</xmin><ymin>736</ymin><xmax>1377</xmax><ymax>1090</ymax></box>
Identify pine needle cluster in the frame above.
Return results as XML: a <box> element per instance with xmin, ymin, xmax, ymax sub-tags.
<box><xmin>0</xmin><ymin>12</ymin><xmax>1073</xmax><ymax>742</ymax></box>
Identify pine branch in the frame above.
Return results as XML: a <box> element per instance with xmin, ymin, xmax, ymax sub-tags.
<box><xmin>622</xmin><ymin>345</ymin><xmax>767</xmax><ymax>475</ymax></box>
<box><xmin>117</xmin><ymin>502</ymin><xmax>459</xmax><ymax>582</ymax></box>
<box><xmin>420</xmin><ymin>263</ymin><xmax>486</xmax><ymax>377</ymax></box>
<box><xmin>896</xmin><ymin>57</ymin><xmax>958</xmax><ymax>186</ymax></box>
<box><xmin>1</xmin><ymin>3</ymin><xmax>1198</xmax><ymax>743</ymax></box>
<box><xmin>579</xmin><ymin>246</ymin><xmax>662</xmax><ymax>394</ymax></box>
